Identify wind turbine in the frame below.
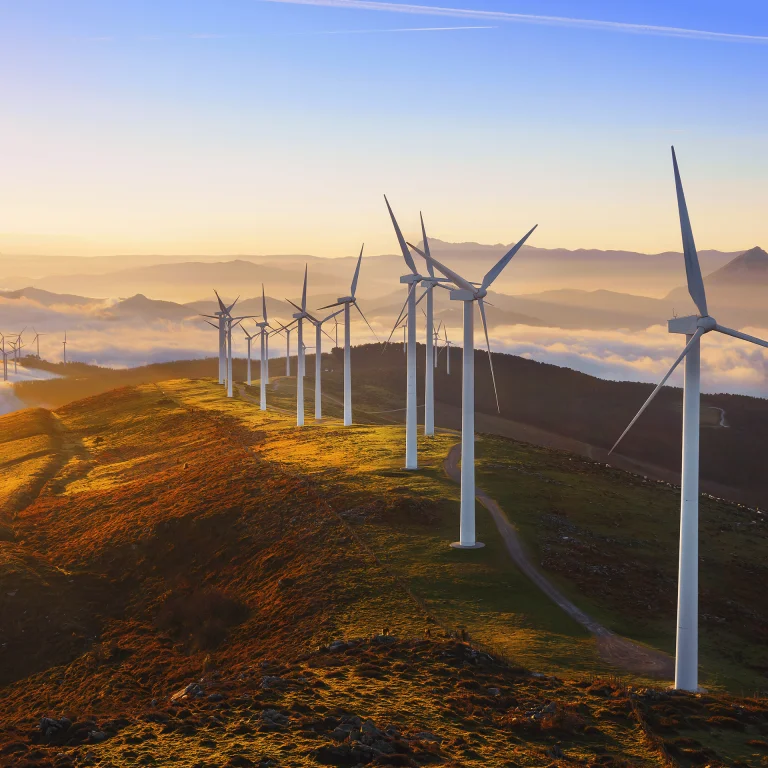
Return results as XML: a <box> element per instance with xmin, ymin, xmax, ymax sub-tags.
<box><xmin>443</xmin><ymin>327</ymin><xmax>452</xmax><ymax>375</ymax></box>
<box><xmin>287</xmin><ymin>266</ymin><xmax>311</xmax><ymax>427</ymax></box>
<box><xmin>385</xmin><ymin>197</ymin><xmax>421</xmax><ymax>469</ymax></box>
<box><xmin>317</xmin><ymin>245</ymin><xmax>375</xmax><ymax>427</ymax></box>
<box><xmin>1</xmin><ymin>336</ymin><xmax>7</xmax><ymax>381</ymax></box>
<box><xmin>242</xmin><ymin>326</ymin><xmax>255</xmax><ymax>386</ymax></box>
<box><xmin>62</xmin><ymin>331</ymin><xmax>67</xmax><ymax>364</ymax></box>
<box><xmin>252</xmin><ymin>286</ymin><xmax>278</xmax><ymax>411</ymax></box>
<box><xmin>410</xmin><ymin>224</ymin><xmax>538</xmax><ymax>549</ymax></box>
<box><xmin>309</xmin><ymin>308</ymin><xmax>343</xmax><ymax>421</ymax></box>
<box><xmin>609</xmin><ymin>147</ymin><xmax>768</xmax><ymax>692</ymax></box>
<box><xmin>32</xmin><ymin>329</ymin><xmax>46</xmax><ymax>359</ymax></box>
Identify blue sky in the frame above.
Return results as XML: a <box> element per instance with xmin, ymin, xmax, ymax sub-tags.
<box><xmin>1</xmin><ymin>0</ymin><xmax>767</xmax><ymax>256</ymax></box>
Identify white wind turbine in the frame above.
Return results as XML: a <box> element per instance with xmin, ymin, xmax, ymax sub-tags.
<box><xmin>385</xmin><ymin>197</ymin><xmax>421</xmax><ymax>469</ymax></box>
<box><xmin>443</xmin><ymin>327</ymin><xmax>452</xmax><ymax>374</ymax></box>
<box><xmin>62</xmin><ymin>331</ymin><xmax>67</xmax><ymax>364</ymax></box>
<box><xmin>410</xmin><ymin>225</ymin><xmax>538</xmax><ymax>548</ymax></box>
<box><xmin>242</xmin><ymin>326</ymin><xmax>255</xmax><ymax>386</ymax></box>
<box><xmin>1</xmin><ymin>335</ymin><xmax>7</xmax><ymax>381</ymax></box>
<box><xmin>252</xmin><ymin>285</ymin><xmax>279</xmax><ymax>411</ymax></box>
<box><xmin>317</xmin><ymin>245</ymin><xmax>376</xmax><ymax>427</ymax></box>
<box><xmin>609</xmin><ymin>147</ymin><xmax>768</xmax><ymax>693</ymax></box>
<box><xmin>32</xmin><ymin>329</ymin><xmax>46</xmax><ymax>359</ymax></box>
<box><xmin>203</xmin><ymin>290</ymin><xmax>238</xmax><ymax>386</ymax></box>
<box><xmin>287</xmin><ymin>266</ymin><xmax>311</xmax><ymax>427</ymax></box>
<box><xmin>309</xmin><ymin>309</ymin><xmax>343</xmax><ymax>421</ymax></box>
<box><xmin>285</xmin><ymin>267</ymin><xmax>342</xmax><ymax>423</ymax></box>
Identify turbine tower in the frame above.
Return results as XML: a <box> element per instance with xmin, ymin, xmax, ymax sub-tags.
<box><xmin>242</xmin><ymin>326</ymin><xmax>255</xmax><ymax>386</ymax></box>
<box><xmin>252</xmin><ymin>286</ymin><xmax>277</xmax><ymax>411</ymax></box>
<box><xmin>32</xmin><ymin>329</ymin><xmax>46</xmax><ymax>359</ymax></box>
<box><xmin>385</xmin><ymin>198</ymin><xmax>422</xmax><ymax>469</ymax></box>
<box><xmin>287</xmin><ymin>266</ymin><xmax>311</xmax><ymax>427</ymax></box>
<box><xmin>318</xmin><ymin>245</ymin><xmax>375</xmax><ymax>427</ymax></box>
<box><xmin>410</xmin><ymin>224</ymin><xmax>538</xmax><ymax>549</ymax></box>
<box><xmin>610</xmin><ymin>147</ymin><xmax>768</xmax><ymax>692</ymax></box>
<box><xmin>309</xmin><ymin>309</ymin><xmax>343</xmax><ymax>421</ymax></box>
<box><xmin>62</xmin><ymin>331</ymin><xmax>67</xmax><ymax>364</ymax></box>
<box><xmin>1</xmin><ymin>336</ymin><xmax>7</xmax><ymax>381</ymax></box>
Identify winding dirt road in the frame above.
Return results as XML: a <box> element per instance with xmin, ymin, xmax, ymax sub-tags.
<box><xmin>443</xmin><ymin>443</ymin><xmax>674</xmax><ymax>680</ymax></box>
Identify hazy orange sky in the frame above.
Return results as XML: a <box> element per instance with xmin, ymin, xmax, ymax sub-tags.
<box><xmin>1</xmin><ymin>0</ymin><xmax>767</xmax><ymax>258</ymax></box>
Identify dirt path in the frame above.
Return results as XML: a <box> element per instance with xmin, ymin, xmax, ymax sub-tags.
<box><xmin>443</xmin><ymin>442</ymin><xmax>674</xmax><ymax>680</ymax></box>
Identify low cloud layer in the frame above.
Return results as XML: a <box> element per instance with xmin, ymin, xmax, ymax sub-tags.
<box><xmin>489</xmin><ymin>324</ymin><xmax>768</xmax><ymax>397</ymax></box>
<box><xmin>3</xmin><ymin>296</ymin><xmax>768</xmax><ymax>399</ymax></box>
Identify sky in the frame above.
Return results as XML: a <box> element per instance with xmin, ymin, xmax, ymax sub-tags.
<box><xmin>1</xmin><ymin>0</ymin><xmax>767</xmax><ymax>258</ymax></box>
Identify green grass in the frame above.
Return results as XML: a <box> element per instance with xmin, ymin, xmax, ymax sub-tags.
<box><xmin>163</xmin><ymin>379</ymin><xmax>651</xmax><ymax>684</ymax></box>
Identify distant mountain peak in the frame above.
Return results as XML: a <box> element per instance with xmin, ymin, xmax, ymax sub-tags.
<box><xmin>708</xmin><ymin>246</ymin><xmax>768</xmax><ymax>283</ymax></box>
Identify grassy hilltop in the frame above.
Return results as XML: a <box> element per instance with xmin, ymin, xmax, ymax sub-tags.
<box><xmin>1</xmin><ymin>376</ymin><xmax>767</xmax><ymax>767</ymax></box>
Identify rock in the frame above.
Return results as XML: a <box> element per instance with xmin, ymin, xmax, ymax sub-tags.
<box><xmin>413</xmin><ymin>731</ymin><xmax>441</xmax><ymax>743</ymax></box>
<box><xmin>314</xmin><ymin>744</ymin><xmax>357</xmax><ymax>766</ymax></box>
<box><xmin>207</xmin><ymin>693</ymin><xmax>225</xmax><ymax>702</ymax></box>
<box><xmin>487</xmin><ymin>687</ymin><xmax>501</xmax><ymax>696</ymax></box>
<box><xmin>329</xmin><ymin>640</ymin><xmax>349</xmax><ymax>653</ymax></box>
<box><xmin>260</xmin><ymin>675</ymin><xmax>283</xmax><ymax>690</ymax></box>
<box><xmin>171</xmin><ymin>682</ymin><xmax>204</xmax><ymax>702</ymax></box>
<box><xmin>88</xmin><ymin>731</ymin><xmax>107</xmax><ymax>743</ymax></box>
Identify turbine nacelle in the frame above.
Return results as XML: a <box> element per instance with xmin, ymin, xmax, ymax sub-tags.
<box><xmin>399</xmin><ymin>274</ymin><xmax>421</xmax><ymax>285</ymax></box>
<box><xmin>336</xmin><ymin>296</ymin><xmax>354</xmax><ymax>304</ymax></box>
<box><xmin>668</xmin><ymin>314</ymin><xmax>717</xmax><ymax>335</ymax></box>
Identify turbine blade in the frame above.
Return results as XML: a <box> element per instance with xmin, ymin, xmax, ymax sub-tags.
<box><xmin>214</xmin><ymin>289</ymin><xmax>227</xmax><ymax>313</ymax></box>
<box><xmin>317</xmin><ymin>301</ymin><xmax>344</xmax><ymax>310</ymax></box>
<box><xmin>610</xmin><ymin>327</ymin><xmax>704</xmax><ymax>455</ymax></box>
<box><xmin>407</xmin><ymin>242</ymin><xmax>474</xmax><ymax>293</ymax></box>
<box><xmin>420</xmin><ymin>211</ymin><xmax>435</xmax><ymax>278</ymax></box>
<box><xmin>286</xmin><ymin>298</ymin><xmax>303</xmax><ymax>313</ymax></box>
<box><xmin>714</xmin><ymin>324</ymin><xmax>768</xmax><ymax>349</ymax></box>
<box><xmin>384</xmin><ymin>284</ymin><xmax>415</xmax><ymax>348</ymax></box>
<box><xmin>350</xmin><ymin>243</ymin><xmax>364</xmax><ymax>298</ymax></box>
<box><xmin>204</xmin><ymin>320</ymin><xmax>218</xmax><ymax>329</ymax></box>
<box><xmin>384</xmin><ymin>195</ymin><xmax>418</xmax><ymax>274</ymax></box>
<box><xmin>481</xmin><ymin>224</ymin><xmax>538</xmax><ymax>290</ymax></box>
<box><xmin>672</xmin><ymin>147</ymin><xmax>708</xmax><ymax>317</ymax></box>
<box><xmin>226</xmin><ymin>296</ymin><xmax>240</xmax><ymax>314</ymax></box>
<box><xmin>414</xmin><ymin>287</ymin><xmax>429</xmax><ymax>308</ymax></box>
<box><xmin>322</xmin><ymin>308</ymin><xmax>344</xmax><ymax>323</ymax></box>
<box><xmin>478</xmin><ymin>299</ymin><xmax>500</xmax><ymax>413</ymax></box>
<box><xmin>302</xmin><ymin>264</ymin><xmax>308</xmax><ymax>311</ymax></box>
<box><xmin>353</xmin><ymin>302</ymin><xmax>379</xmax><ymax>341</ymax></box>
<box><xmin>262</xmin><ymin>284</ymin><xmax>267</xmax><ymax>321</ymax></box>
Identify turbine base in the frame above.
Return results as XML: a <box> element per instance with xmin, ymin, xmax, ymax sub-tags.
<box><xmin>450</xmin><ymin>541</ymin><xmax>485</xmax><ymax>550</ymax></box>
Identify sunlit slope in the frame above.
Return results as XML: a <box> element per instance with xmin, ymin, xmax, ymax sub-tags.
<box><xmin>0</xmin><ymin>408</ymin><xmax>62</xmax><ymax>514</ymax></box>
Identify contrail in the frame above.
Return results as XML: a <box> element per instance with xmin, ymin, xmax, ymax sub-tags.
<box><xmin>259</xmin><ymin>0</ymin><xmax>768</xmax><ymax>44</ymax></box>
<box><xmin>297</xmin><ymin>24</ymin><xmax>496</xmax><ymax>33</ymax></box>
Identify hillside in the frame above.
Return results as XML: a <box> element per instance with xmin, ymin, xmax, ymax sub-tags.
<box><xmin>15</xmin><ymin>344</ymin><xmax>768</xmax><ymax>510</ymax></box>
<box><xmin>1</xmin><ymin>379</ymin><xmax>768</xmax><ymax>767</ymax></box>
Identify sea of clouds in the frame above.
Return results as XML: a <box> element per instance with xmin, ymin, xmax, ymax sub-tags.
<box><xmin>3</xmin><ymin>296</ymin><xmax>767</xmax><ymax>399</ymax></box>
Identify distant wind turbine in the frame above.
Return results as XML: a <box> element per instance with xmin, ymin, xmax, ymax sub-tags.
<box><xmin>385</xmin><ymin>197</ymin><xmax>421</xmax><ymax>469</ymax></box>
<box><xmin>252</xmin><ymin>286</ymin><xmax>280</xmax><ymax>410</ymax></box>
<box><xmin>309</xmin><ymin>308</ymin><xmax>343</xmax><ymax>421</ymax></box>
<box><xmin>62</xmin><ymin>331</ymin><xmax>67</xmax><ymax>364</ymax></box>
<box><xmin>317</xmin><ymin>245</ymin><xmax>375</xmax><ymax>426</ymax></box>
<box><xmin>1</xmin><ymin>336</ymin><xmax>7</xmax><ymax>381</ymax></box>
<box><xmin>32</xmin><ymin>329</ymin><xmax>46</xmax><ymax>359</ymax></box>
<box><xmin>409</xmin><ymin>224</ymin><xmax>538</xmax><ymax>548</ymax></box>
<box><xmin>287</xmin><ymin>266</ymin><xmax>311</xmax><ymax>426</ymax></box>
<box><xmin>242</xmin><ymin>326</ymin><xmax>255</xmax><ymax>386</ymax></box>
<box><xmin>609</xmin><ymin>147</ymin><xmax>768</xmax><ymax>693</ymax></box>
